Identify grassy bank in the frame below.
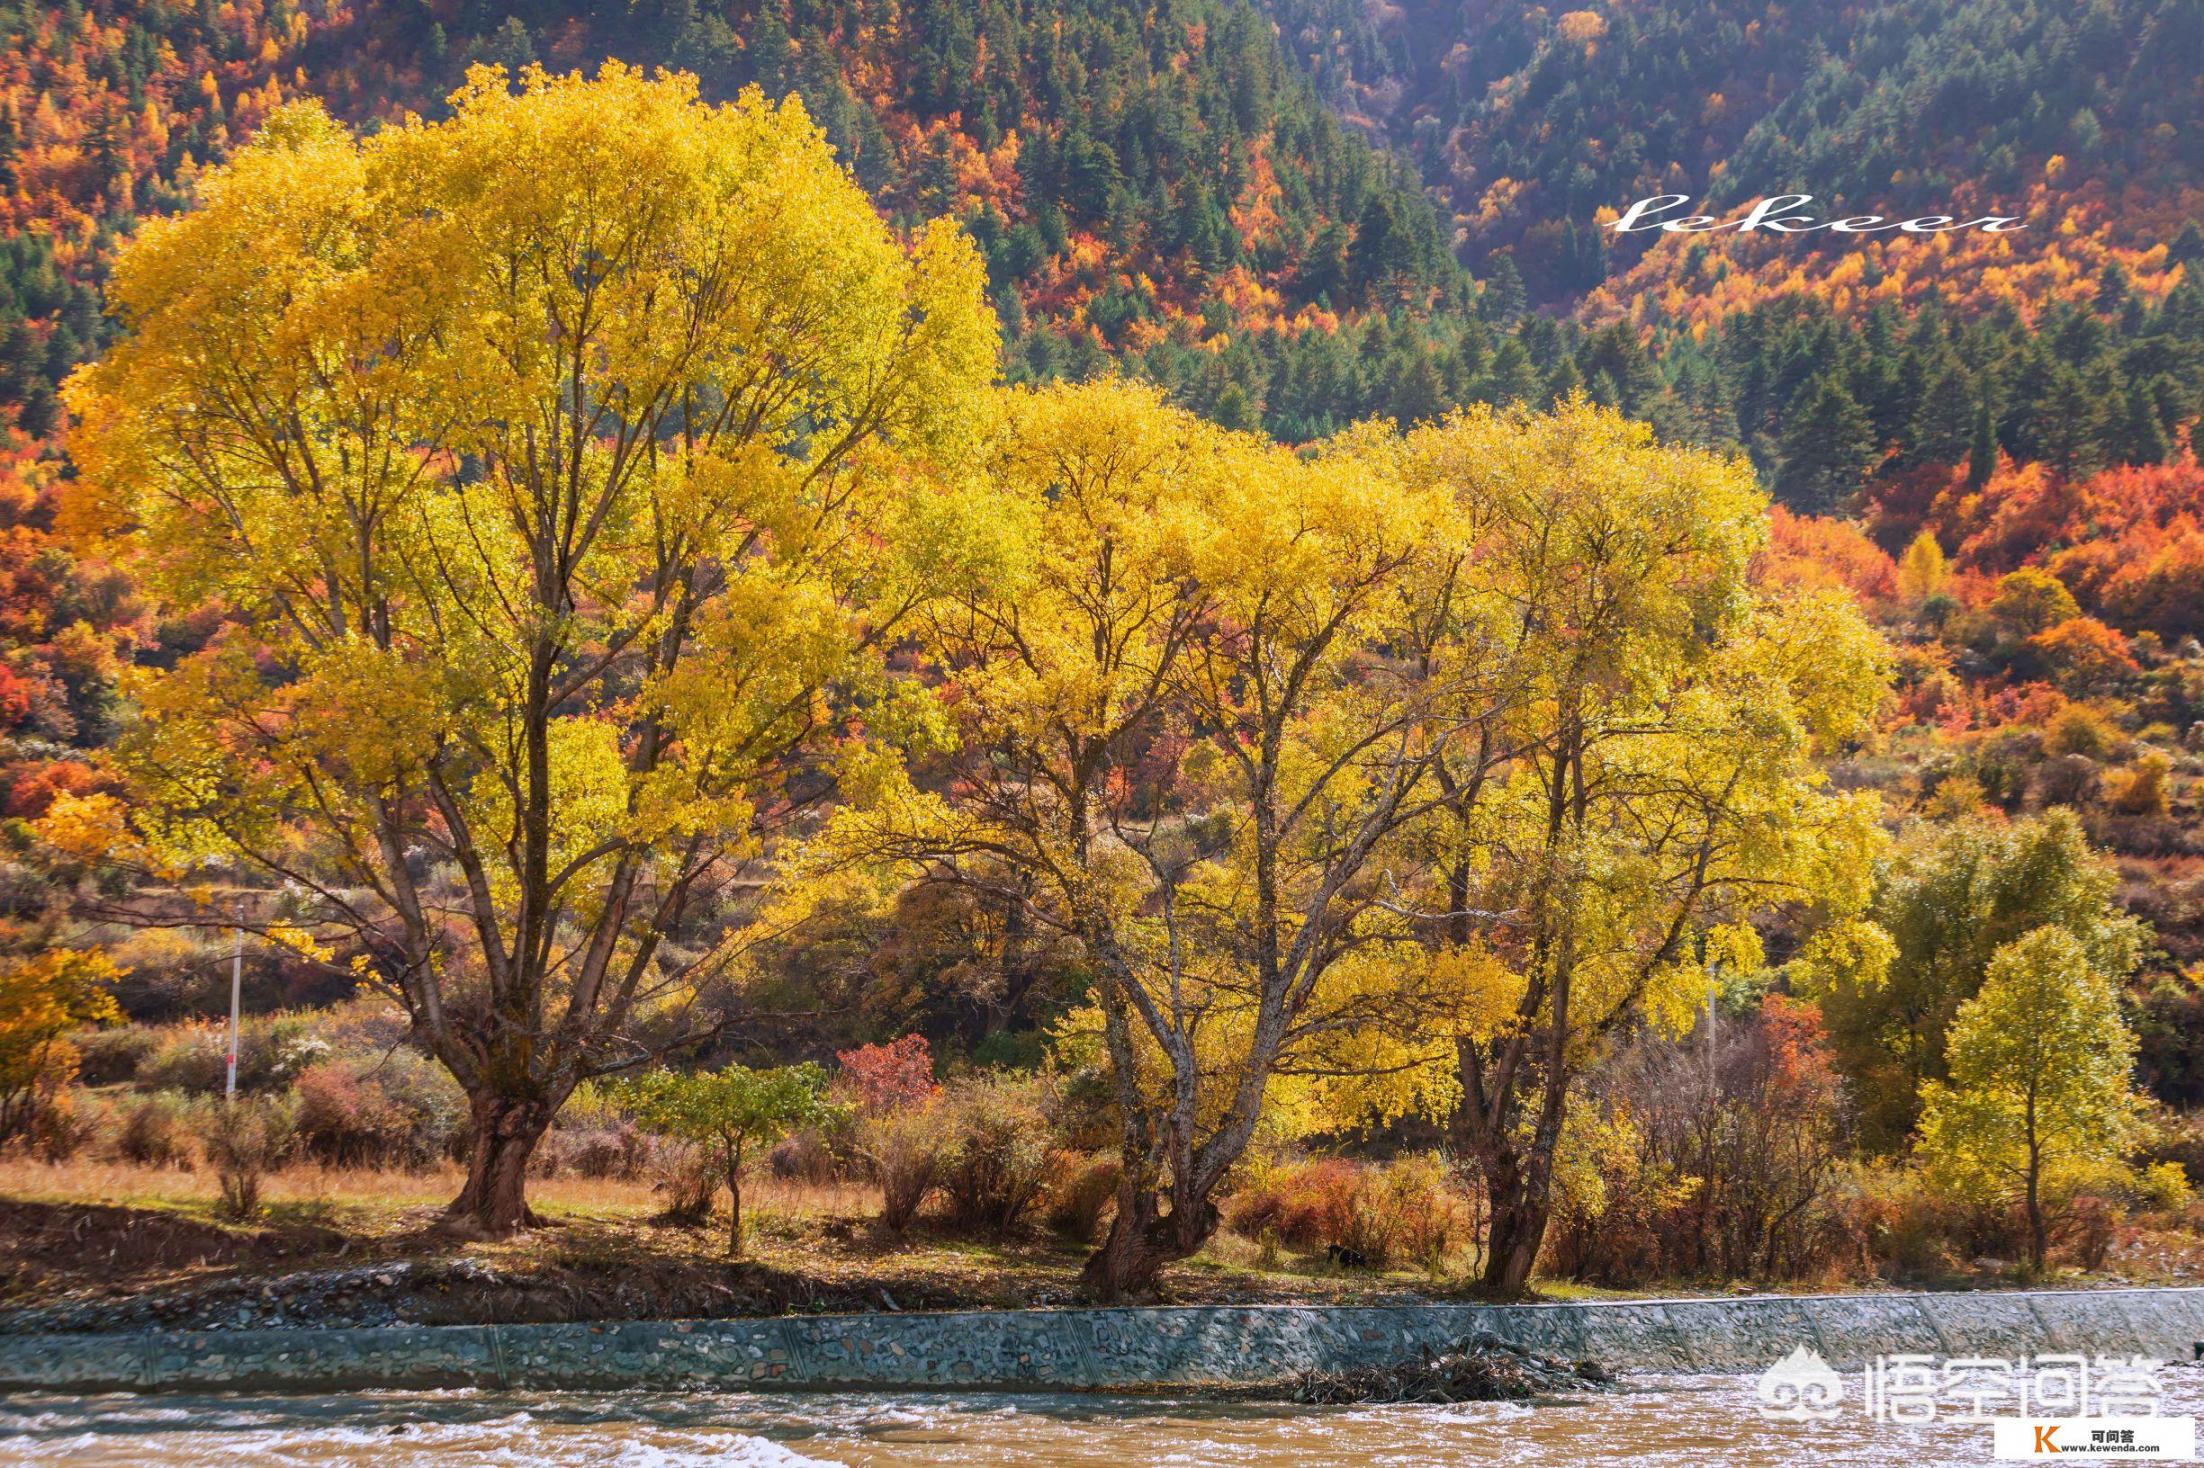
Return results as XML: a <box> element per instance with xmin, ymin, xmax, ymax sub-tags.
<box><xmin>5</xmin><ymin>1158</ymin><xmax>2200</xmax><ymax>1336</ymax></box>
<box><xmin>0</xmin><ymin>1158</ymin><xmax>1464</xmax><ymax>1331</ymax></box>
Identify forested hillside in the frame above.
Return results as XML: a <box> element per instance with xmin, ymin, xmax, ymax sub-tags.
<box><xmin>1</xmin><ymin>0</ymin><xmax>2203</xmax><ymax>1310</ymax></box>
<box><xmin>3</xmin><ymin>0</ymin><xmax>2202</xmax><ymax>474</ymax></box>
<box><xmin>1</xmin><ymin>0</ymin><xmax>2201</xmax><ymax>862</ymax></box>
<box><xmin>0</xmin><ymin>0</ymin><xmax>1511</xmax><ymax>441</ymax></box>
<box><xmin>1266</xmin><ymin>0</ymin><xmax>2204</xmax><ymax>311</ymax></box>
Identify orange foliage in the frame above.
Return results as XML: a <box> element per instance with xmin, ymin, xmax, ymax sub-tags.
<box><xmin>1897</xmin><ymin>460</ymin><xmax>2204</xmax><ymax>639</ymax></box>
<box><xmin>0</xmin><ymin>0</ymin><xmax>313</xmax><ymax>251</ymax></box>
<box><xmin>1756</xmin><ymin>506</ymin><xmax>1896</xmax><ymax>603</ymax></box>
<box><xmin>2027</xmin><ymin>616</ymin><xmax>2138</xmax><ymax>694</ymax></box>
<box><xmin>1584</xmin><ymin>180</ymin><xmax>2197</xmax><ymax>332</ymax></box>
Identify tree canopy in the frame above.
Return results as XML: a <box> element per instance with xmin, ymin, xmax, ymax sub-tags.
<box><xmin>1917</xmin><ymin>924</ymin><xmax>2148</xmax><ymax>1272</ymax></box>
<box><xmin>63</xmin><ymin>62</ymin><xmax>997</xmax><ymax>1233</ymax></box>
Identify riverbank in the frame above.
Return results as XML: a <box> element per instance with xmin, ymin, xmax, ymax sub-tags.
<box><xmin>1</xmin><ymin>1288</ymin><xmax>2196</xmax><ymax>1395</ymax></box>
<box><xmin>0</xmin><ymin>1190</ymin><xmax>1455</xmax><ymax>1337</ymax></box>
<box><xmin>9</xmin><ymin>1157</ymin><xmax>2203</xmax><ymax>1339</ymax></box>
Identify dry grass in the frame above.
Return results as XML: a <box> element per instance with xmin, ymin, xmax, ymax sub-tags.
<box><xmin>0</xmin><ymin>1154</ymin><xmax>1490</xmax><ymax>1318</ymax></box>
<box><xmin>0</xmin><ymin>1155</ymin><xmax>881</xmax><ymax>1231</ymax></box>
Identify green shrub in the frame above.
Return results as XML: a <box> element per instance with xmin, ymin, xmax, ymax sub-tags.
<box><xmin>204</xmin><ymin>1095</ymin><xmax>298</xmax><ymax>1219</ymax></box>
<box><xmin>116</xmin><ymin>1091</ymin><xmax>201</xmax><ymax>1168</ymax></box>
<box><xmin>71</xmin><ymin>1024</ymin><xmax>157</xmax><ymax>1086</ymax></box>
<box><xmin>938</xmin><ymin>1073</ymin><xmax>1053</xmax><ymax>1235</ymax></box>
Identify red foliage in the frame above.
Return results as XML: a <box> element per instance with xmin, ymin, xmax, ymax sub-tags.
<box><xmin>0</xmin><ymin>757</ymin><xmax>109</xmax><ymax>819</ymax></box>
<box><xmin>835</xmin><ymin>1034</ymin><xmax>938</xmax><ymax>1114</ymax></box>
<box><xmin>1889</xmin><ymin>460</ymin><xmax>2204</xmax><ymax>639</ymax></box>
<box><xmin>1224</xmin><ymin>1156</ymin><xmax>1361</xmax><ymax>1248</ymax></box>
<box><xmin>1759</xmin><ymin>993</ymin><xmax>1838</xmax><ymax>1101</ymax></box>
<box><xmin>0</xmin><ymin>664</ymin><xmax>28</xmax><ymax>728</ymax></box>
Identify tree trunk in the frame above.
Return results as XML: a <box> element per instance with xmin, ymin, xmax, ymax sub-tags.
<box><xmin>2025</xmin><ymin>1156</ymin><xmax>2046</xmax><ymax>1275</ymax></box>
<box><xmin>1462</xmin><ymin>1076</ymin><xmax>1561</xmax><ymax>1299</ymax></box>
<box><xmin>444</xmin><ymin>1094</ymin><xmax>553</xmax><ymax>1236</ymax></box>
<box><xmin>1482</xmin><ymin>1186</ymin><xmax>1551</xmax><ymax>1297</ymax></box>
<box><xmin>1079</xmin><ymin>1180</ymin><xmax>1219</xmax><ymax>1301</ymax></box>
<box><xmin>726</xmin><ymin>1140</ymin><xmax>746</xmax><ymax>1257</ymax></box>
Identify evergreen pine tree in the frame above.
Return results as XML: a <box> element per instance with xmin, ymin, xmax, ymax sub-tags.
<box><xmin>2037</xmin><ymin>367</ymin><xmax>2106</xmax><ymax>479</ymax></box>
<box><xmin>1774</xmin><ymin>377</ymin><xmax>1877</xmax><ymax>514</ymax></box>
<box><xmin>1907</xmin><ymin>364</ymin><xmax>1977</xmax><ymax>467</ymax></box>
<box><xmin>1542</xmin><ymin>355</ymin><xmax>1584</xmax><ymax>406</ymax></box>
<box><xmin>2110</xmin><ymin>378</ymin><xmax>2173</xmax><ymax>466</ymax></box>
<box><xmin>1479</xmin><ymin>338</ymin><xmax>1540</xmax><ymax>406</ymax></box>
<box><xmin>1968</xmin><ymin>397</ymin><xmax>1999</xmax><ymax>488</ymax></box>
<box><xmin>1480</xmin><ymin>251</ymin><xmax>1525</xmax><ymax>322</ymax></box>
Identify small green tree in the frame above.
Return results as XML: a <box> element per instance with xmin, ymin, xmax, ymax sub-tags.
<box><xmin>1916</xmin><ymin>926</ymin><xmax>2147</xmax><ymax>1273</ymax></box>
<box><xmin>1818</xmin><ymin>810</ymin><xmax>2145</xmax><ymax>1151</ymax></box>
<box><xmin>625</xmin><ymin>1063</ymin><xmax>842</xmax><ymax>1255</ymax></box>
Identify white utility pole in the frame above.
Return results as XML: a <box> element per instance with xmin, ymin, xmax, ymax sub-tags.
<box><xmin>1705</xmin><ymin>968</ymin><xmax>1719</xmax><ymax>1092</ymax></box>
<box><xmin>225</xmin><ymin>912</ymin><xmax>243</xmax><ymax>1103</ymax></box>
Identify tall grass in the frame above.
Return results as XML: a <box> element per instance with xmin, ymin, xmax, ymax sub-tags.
<box><xmin>0</xmin><ymin>1154</ymin><xmax>882</xmax><ymax>1223</ymax></box>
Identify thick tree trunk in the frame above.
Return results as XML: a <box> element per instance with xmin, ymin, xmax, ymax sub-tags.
<box><xmin>1079</xmin><ymin>1182</ymin><xmax>1219</xmax><ymax>1301</ymax></box>
<box><xmin>443</xmin><ymin>1094</ymin><xmax>553</xmax><ymax>1237</ymax></box>
<box><xmin>1482</xmin><ymin>1187</ymin><xmax>1551</xmax><ymax>1297</ymax></box>
<box><xmin>1459</xmin><ymin>1052</ymin><xmax>1563</xmax><ymax>1299</ymax></box>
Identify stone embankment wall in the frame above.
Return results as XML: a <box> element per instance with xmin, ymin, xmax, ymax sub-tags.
<box><xmin>0</xmin><ymin>1288</ymin><xmax>2195</xmax><ymax>1394</ymax></box>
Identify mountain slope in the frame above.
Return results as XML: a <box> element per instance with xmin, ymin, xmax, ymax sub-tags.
<box><xmin>0</xmin><ymin>0</ymin><xmax>1503</xmax><ymax>445</ymax></box>
<box><xmin>1265</xmin><ymin>0</ymin><xmax>2204</xmax><ymax>318</ymax></box>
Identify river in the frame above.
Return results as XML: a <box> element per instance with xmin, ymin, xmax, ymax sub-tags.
<box><xmin>5</xmin><ymin>1372</ymin><xmax>2202</xmax><ymax>1466</ymax></box>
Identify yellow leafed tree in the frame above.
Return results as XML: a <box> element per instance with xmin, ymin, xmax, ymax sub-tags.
<box><xmin>1916</xmin><ymin>925</ymin><xmax>2147</xmax><ymax>1274</ymax></box>
<box><xmin>1391</xmin><ymin>400</ymin><xmax>1893</xmax><ymax>1294</ymax></box>
<box><xmin>0</xmin><ymin>945</ymin><xmax>120</xmax><ymax>1144</ymax></box>
<box><xmin>64</xmin><ymin>64</ymin><xmax>997</xmax><ymax>1233</ymax></box>
<box><xmin>844</xmin><ymin>380</ymin><xmax>1462</xmax><ymax>1297</ymax></box>
<box><xmin>1896</xmin><ymin>530</ymin><xmax>1950</xmax><ymax>607</ymax></box>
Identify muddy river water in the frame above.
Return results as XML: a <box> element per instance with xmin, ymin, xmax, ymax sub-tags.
<box><xmin>5</xmin><ymin>1371</ymin><xmax>2203</xmax><ymax>1467</ymax></box>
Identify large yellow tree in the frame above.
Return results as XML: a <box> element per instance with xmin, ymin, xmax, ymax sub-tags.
<box><xmin>64</xmin><ymin>64</ymin><xmax>996</xmax><ymax>1233</ymax></box>
<box><xmin>853</xmin><ymin>381</ymin><xmax>1461</xmax><ymax>1297</ymax></box>
<box><xmin>1395</xmin><ymin>401</ymin><xmax>1892</xmax><ymax>1295</ymax></box>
